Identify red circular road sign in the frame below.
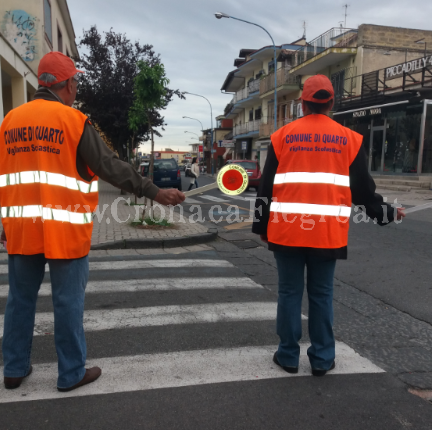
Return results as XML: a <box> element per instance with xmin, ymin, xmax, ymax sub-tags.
<box><xmin>217</xmin><ymin>164</ymin><xmax>249</xmax><ymax>195</ymax></box>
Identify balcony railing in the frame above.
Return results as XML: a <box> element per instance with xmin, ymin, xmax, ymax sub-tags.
<box><xmin>259</xmin><ymin>117</ymin><xmax>293</xmax><ymax>137</ymax></box>
<box><xmin>248</xmin><ymin>78</ymin><xmax>260</xmax><ymax>93</ymax></box>
<box><xmin>309</xmin><ymin>27</ymin><xmax>356</xmax><ymax>52</ymax></box>
<box><xmin>333</xmin><ymin>59</ymin><xmax>432</xmax><ymax>111</ymax></box>
<box><xmin>232</xmin><ymin>78</ymin><xmax>261</xmax><ymax>104</ymax></box>
<box><xmin>260</xmin><ymin>67</ymin><xmax>300</xmax><ymax>95</ymax></box>
<box><xmin>289</xmin><ymin>28</ymin><xmax>357</xmax><ymax>67</ymax></box>
<box><xmin>233</xmin><ymin>120</ymin><xmax>261</xmax><ymax>137</ymax></box>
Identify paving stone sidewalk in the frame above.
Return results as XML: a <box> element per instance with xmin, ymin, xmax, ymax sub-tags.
<box><xmin>92</xmin><ymin>180</ymin><xmax>209</xmax><ymax>247</ymax></box>
<box><xmin>377</xmin><ymin>187</ymin><xmax>432</xmax><ymax>206</ymax></box>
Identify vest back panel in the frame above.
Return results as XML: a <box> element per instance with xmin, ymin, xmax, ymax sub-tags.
<box><xmin>0</xmin><ymin>99</ymin><xmax>99</xmax><ymax>258</ymax></box>
<box><xmin>267</xmin><ymin>114</ymin><xmax>363</xmax><ymax>249</ymax></box>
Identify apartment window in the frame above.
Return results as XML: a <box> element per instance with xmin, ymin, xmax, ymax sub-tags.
<box><xmin>44</xmin><ymin>0</ymin><xmax>53</xmax><ymax>44</ymax></box>
<box><xmin>268</xmin><ymin>61</ymin><xmax>275</xmax><ymax>73</ymax></box>
<box><xmin>249</xmin><ymin>109</ymin><xmax>254</xmax><ymax>122</ymax></box>
<box><xmin>57</xmin><ymin>26</ymin><xmax>63</xmax><ymax>53</ymax></box>
<box><xmin>255</xmin><ymin>108</ymin><xmax>262</xmax><ymax>120</ymax></box>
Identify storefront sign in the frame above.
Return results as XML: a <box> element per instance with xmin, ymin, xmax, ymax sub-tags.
<box><xmin>221</xmin><ymin>140</ymin><xmax>235</xmax><ymax>148</ymax></box>
<box><xmin>352</xmin><ymin>108</ymin><xmax>382</xmax><ymax>118</ymax></box>
<box><xmin>385</xmin><ymin>55</ymin><xmax>432</xmax><ymax>80</ymax></box>
<box><xmin>241</xmin><ymin>141</ymin><xmax>248</xmax><ymax>151</ymax></box>
<box><xmin>199</xmin><ymin>145</ymin><xmax>203</xmax><ymax>152</ymax></box>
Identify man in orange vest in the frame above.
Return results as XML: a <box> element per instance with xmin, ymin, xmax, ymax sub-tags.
<box><xmin>253</xmin><ymin>75</ymin><xmax>405</xmax><ymax>376</ymax></box>
<box><xmin>0</xmin><ymin>52</ymin><xmax>184</xmax><ymax>391</ymax></box>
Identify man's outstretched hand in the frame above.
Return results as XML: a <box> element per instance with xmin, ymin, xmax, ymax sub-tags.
<box><xmin>154</xmin><ymin>189</ymin><xmax>185</xmax><ymax>206</ymax></box>
<box><xmin>396</xmin><ymin>207</ymin><xmax>406</xmax><ymax>220</ymax></box>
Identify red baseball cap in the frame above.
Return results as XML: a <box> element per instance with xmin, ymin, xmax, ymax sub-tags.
<box><xmin>38</xmin><ymin>51</ymin><xmax>83</xmax><ymax>87</ymax></box>
<box><xmin>301</xmin><ymin>74</ymin><xmax>334</xmax><ymax>104</ymax></box>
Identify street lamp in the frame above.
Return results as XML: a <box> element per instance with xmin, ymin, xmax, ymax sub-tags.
<box><xmin>415</xmin><ymin>38</ymin><xmax>427</xmax><ymax>57</ymax></box>
<box><xmin>184</xmin><ymin>131</ymin><xmax>200</xmax><ymax>138</ymax></box>
<box><xmin>215</xmin><ymin>12</ymin><xmax>277</xmax><ymax>133</ymax></box>
<box><xmin>182</xmin><ymin>116</ymin><xmax>204</xmax><ymax>131</ymax></box>
<box><xmin>184</xmin><ymin>92</ymin><xmax>215</xmax><ymax>176</ymax></box>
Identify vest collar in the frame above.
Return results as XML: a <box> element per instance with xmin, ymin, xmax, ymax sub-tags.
<box><xmin>33</xmin><ymin>87</ymin><xmax>65</xmax><ymax>105</ymax></box>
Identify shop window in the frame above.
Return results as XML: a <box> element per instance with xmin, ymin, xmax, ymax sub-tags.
<box><xmin>44</xmin><ymin>0</ymin><xmax>53</xmax><ymax>44</ymax></box>
<box><xmin>385</xmin><ymin>112</ymin><xmax>420</xmax><ymax>173</ymax></box>
<box><xmin>57</xmin><ymin>26</ymin><xmax>63</xmax><ymax>53</ymax></box>
<box><xmin>422</xmin><ymin>103</ymin><xmax>432</xmax><ymax>173</ymax></box>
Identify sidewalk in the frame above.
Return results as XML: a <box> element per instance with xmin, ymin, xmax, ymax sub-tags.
<box><xmin>91</xmin><ymin>180</ymin><xmax>213</xmax><ymax>249</ymax></box>
<box><xmin>376</xmin><ymin>187</ymin><xmax>432</xmax><ymax>206</ymax></box>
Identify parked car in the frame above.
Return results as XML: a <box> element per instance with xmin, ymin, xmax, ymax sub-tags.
<box><xmin>184</xmin><ymin>163</ymin><xmax>192</xmax><ymax>177</ymax></box>
<box><xmin>139</xmin><ymin>158</ymin><xmax>182</xmax><ymax>191</ymax></box>
<box><xmin>224</xmin><ymin>159</ymin><xmax>261</xmax><ymax>190</ymax></box>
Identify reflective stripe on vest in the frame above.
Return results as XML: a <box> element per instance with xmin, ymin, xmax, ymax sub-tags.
<box><xmin>273</xmin><ymin>172</ymin><xmax>350</xmax><ymax>187</ymax></box>
<box><xmin>1</xmin><ymin>206</ymin><xmax>93</xmax><ymax>224</ymax></box>
<box><xmin>0</xmin><ymin>171</ymin><xmax>98</xmax><ymax>193</ymax></box>
<box><xmin>270</xmin><ymin>202</ymin><xmax>351</xmax><ymax>217</ymax></box>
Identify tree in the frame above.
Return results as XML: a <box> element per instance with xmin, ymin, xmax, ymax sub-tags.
<box><xmin>75</xmin><ymin>26</ymin><xmax>182</xmax><ymax>159</ymax></box>
<box><xmin>129</xmin><ymin>61</ymin><xmax>169</xmax><ymax>186</ymax></box>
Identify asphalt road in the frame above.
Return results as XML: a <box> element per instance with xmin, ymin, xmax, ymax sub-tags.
<box><xmin>180</xmin><ymin>171</ymin><xmax>432</xmax><ymax>393</ymax></box>
<box><xmin>0</xmin><ymin>174</ymin><xmax>431</xmax><ymax>428</ymax></box>
<box><xmin>1</xmin><ymin>248</ymin><xmax>432</xmax><ymax>429</ymax></box>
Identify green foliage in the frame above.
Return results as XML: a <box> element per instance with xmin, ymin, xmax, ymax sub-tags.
<box><xmin>75</xmin><ymin>26</ymin><xmax>183</xmax><ymax>159</ymax></box>
<box><xmin>130</xmin><ymin>217</ymin><xmax>172</xmax><ymax>227</ymax></box>
<box><xmin>129</xmin><ymin>62</ymin><xmax>169</xmax><ymax>133</ymax></box>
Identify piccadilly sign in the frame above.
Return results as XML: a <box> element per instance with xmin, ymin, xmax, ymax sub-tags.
<box><xmin>385</xmin><ymin>55</ymin><xmax>432</xmax><ymax>80</ymax></box>
<box><xmin>352</xmin><ymin>108</ymin><xmax>381</xmax><ymax>118</ymax></box>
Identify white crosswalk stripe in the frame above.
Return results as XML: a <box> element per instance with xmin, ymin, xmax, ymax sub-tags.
<box><xmin>0</xmin><ymin>255</ymin><xmax>383</xmax><ymax>403</ymax></box>
<box><xmin>0</xmin><ymin>343</ymin><xmax>384</xmax><ymax>403</ymax></box>
<box><xmin>184</xmin><ymin>197</ymin><xmax>201</xmax><ymax>204</ymax></box>
<box><xmin>0</xmin><ymin>277</ymin><xmax>262</xmax><ymax>298</ymax></box>
<box><xmin>183</xmin><ymin>192</ymin><xmax>257</xmax><ymax>204</ymax></box>
<box><xmin>0</xmin><ymin>302</ymin><xmax>286</xmax><ymax>336</ymax></box>
<box><xmin>198</xmin><ymin>195</ymin><xmax>229</xmax><ymax>202</ymax></box>
<box><xmin>0</xmin><ymin>259</ymin><xmax>233</xmax><ymax>275</ymax></box>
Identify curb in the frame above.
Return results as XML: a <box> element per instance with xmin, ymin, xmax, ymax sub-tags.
<box><xmin>90</xmin><ymin>227</ymin><xmax>218</xmax><ymax>251</ymax></box>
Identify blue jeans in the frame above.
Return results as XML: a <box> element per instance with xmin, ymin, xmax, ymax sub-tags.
<box><xmin>2</xmin><ymin>254</ymin><xmax>88</xmax><ymax>388</ymax></box>
<box><xmin>274</xmin><ymin>251</ymin><xmax>336</xmax><ymax>370</ymax></box>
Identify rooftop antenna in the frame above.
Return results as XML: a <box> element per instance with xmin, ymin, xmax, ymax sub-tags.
<box><xmin>302</xmin><ymin>20</ymin><xmax>307</xmax><ymax>39</ymax></box>
<box><xmin>343</xmin><ymin>4</ymin><xmax>350</xmax><ymax>28</ymax></box>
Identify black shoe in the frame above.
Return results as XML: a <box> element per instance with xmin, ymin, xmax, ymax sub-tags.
<box><xmin>57</xmin><ymin>367</ymin><xmax>102</xmax><ymax>392</ymax></box>
<box><xmin>4</xmin><ymin>365</ymin><xmax>33</xmax><ymax>389</ymax></box>
<box><xmin>311</xmin><ymin>361</ymin><xmax>335</xmax><ymax>377</ymax></box>
<box><xmin>273</xmin><ymin>352</ymin><xmax>298</xmax><ymax>374</ymax></box>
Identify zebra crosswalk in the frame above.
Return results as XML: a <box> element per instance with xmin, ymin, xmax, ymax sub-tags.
<box><xmin>0</xmin><ymin>250</ymin><xmax>384</xmax><ymax>404</ymax></box>
<box><xmin>184</xmin><ymin>192</ymin><xmax>257</xmax><ymax>205</ymax></box>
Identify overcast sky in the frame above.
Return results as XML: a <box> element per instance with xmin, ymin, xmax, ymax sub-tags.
<box><xmin>68</xmin><ymin>0</ymin><xmax>431</xmax><ymax>152</ymax></box>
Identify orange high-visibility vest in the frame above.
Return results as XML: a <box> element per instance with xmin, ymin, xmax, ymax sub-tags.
<box><xmin>0</xmin><ymin>99</ymin><xmax>98</xmax><ymax>259</ymax></box>
<box><xmin>268</xmin><ymin>114</ymin><xmax>363</xmax><ymax>249</ymax></box>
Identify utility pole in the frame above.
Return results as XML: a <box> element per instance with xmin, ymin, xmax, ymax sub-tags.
<box><xmin>343</xmin><ymin>4</ymin><xmax>350</xmax><ymax>28</ymax></box>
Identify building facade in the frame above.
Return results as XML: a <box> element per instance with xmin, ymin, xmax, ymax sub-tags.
<box><xmin>219</xmin><ymin>23</ymin><xmax>432</xmax><ymax>178</ymax></box>
<box><xmin>1</xmin><ymin>0</ymin><xmax>79</xmax><ymax>120</ymax></box>
<box><xmin>199</xmin><ymin>116</ymin><xmax>233</xmax><ymax>172</ymax></box>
